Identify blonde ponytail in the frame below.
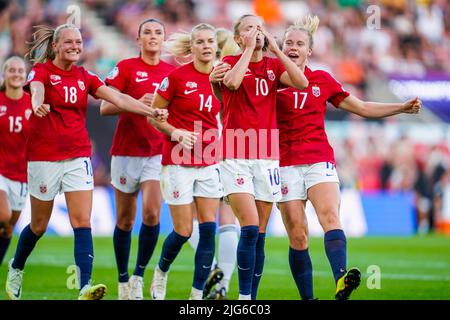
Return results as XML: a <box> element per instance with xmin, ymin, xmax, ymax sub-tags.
<box><xmin>215</xmin><ymin>28</ymin><xmax>240</xmax><ymax>59</ymax></box>
<box><xmin>25</xmin><ymin>24</ymin><xmax>79</xmax><ymax>65</ymax></box>
<box><xmin>285</xmin><ymin>15</ymin><xmax>320</xmax><ymax>48</ymax></box>
<box><xmin>165</xmin><ymin>23</ymin><xmax>217</xmax><ymax>60</ymax></box>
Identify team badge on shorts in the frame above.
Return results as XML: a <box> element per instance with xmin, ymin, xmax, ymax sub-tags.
<box><xmin>312</xmin><ymin>85</ymin><xmax>320</xmax><ymax>97</ymax></box>
<box><xmin>119</xmin><ymin>175</ymin><xmax>127</xmax><ymax>185</ymax></box>
<box><xmin>236</xmin><ymin>177</ymin><xmax>245</xmax><ymax>185</ymax></box>
<box><xmin>39</xmin><ymin>183</ymin><xmax>47</xmax><ymax>194</ymax></box>
<box><xmin>173</xmin><ymin>190</ymin><xmax>180</xmax><ymax>199</ymax></box>
<box><xmin>267</xmin><ymin>70</ymin><xmax>275</xmax><ymax>81</ymax></box>
<box><xmin>281</xmin><ymin>184</ymin><xmax>289</xmax><ymax>195</ymax></box>
<box><xmin>78</xmin><ymin>80</ymin><xmax>85</xmax><ymax>91</ymax></box>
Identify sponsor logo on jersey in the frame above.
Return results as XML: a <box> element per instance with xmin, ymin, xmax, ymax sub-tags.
<box><xmin>25</xmin><ymin>109</ymin><xmax>32</xmax><ymax>120</ymax></box>
<box><xmin>236</xmin><ymin>177</ymin><xmax>244</xmax><ymax>185</ymax></box>
<box><xmin>159</xmin><ymin>77</ymin><xmax>169</xmax><ymax>92</ymax></box>
<box><xmin>0</xmin><ymin>105</ymin><xmax>6</xmax><ymax>117</ymax></box>
<box><xmin>50</xmin><ymin>74</ymin><xmax>62</xmax><ymax>85</ymax></box>
<box><xmin>184</xmin><ymin>89</ymin><xmax>198</xmax><ymax>95</ymax></box>
<box><xmin>119</xmin><ymin>175</ymin><xmax>127</xmax><ymax>185</ymax></box>
<box><xmin>39</xmin><ymin>183</ymin><xmax>47</xmax><ymax>194</ymax></box>
<box><xmin>173</xmin><ymin>190</ymin><xmax>180</xmax><ymax>199</ymax></box>
<box><xmin>78</xmin><ymin>80</ymin><xmax>85</xmax><ymax>91</ymax></box>
<box><xmin>186</xmin><ymin>81</ymin><xmax>197</xmax><ymax>89</ymax></box>
<box><xmin>312</xmin><ymin>85</ymin><xmax>320</xmax><ymax>97</ymax></box>
<box><xmin>27</xmin><ymin>70</ymin><xmax>35</xmax><ymax>83</ymax></box>
<box><xmin>107</xmin><ymin>66</ymin><xmax>119</xmax><ymax>80</ymax></box>
<box><xmin>135</xmin><ymin>71</ymin><xmax>149</xmax><ymax>83</ymax></box>
<box><xmin>267</xmin><ymin>70</ymin><xmax>275</xmax><ymax>81</ymax></box>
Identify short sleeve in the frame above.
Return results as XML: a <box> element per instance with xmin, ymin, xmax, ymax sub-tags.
<box><xmin>23</xmin><ymin>63</ymin><xmax>47</xmax><ymax>93</ymax></box>
<box><xmin>156</xmin><ymin>72</ymin><xmax>177</xmax><ymax>102</ymax></box>
<box><xmin>326</xmin><ymin>73</ymin><xmax>350</xmax><ymax>108</ymax></box>
<box><xmin>86</xmin><ymin>70</ymin><xmax>105</xmax><ymax>98</ymax></box>
<box><xmin>104</xmin><ymin>61</ymin><xmax>127</xmax><ymax>91</ymax></box>
<box><xmin>222</xmin><ymin>55</ymin><xmax>238</xmax><ymax>68</ymax></box>
<box><xmin>274</xmin><ymin>58</ymin><xmax>286</xmax><ymax>78</ymax></box>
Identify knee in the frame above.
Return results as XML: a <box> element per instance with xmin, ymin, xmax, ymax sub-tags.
<box><xmin>318</xmin><ymin>208</ymin><xmax>341</xmax><ymax>230</ymax></box>
<box><xmin>289</xmin><ymin>228</ymin><xmax>309</xmax><ymax>250</ymax></box>
<box><xmin>174</xmin><ymin>226</ymin><xmax>192</xmax><ymax>238</ymax></box>
<box><xmin>116</xmin><ymin>220</ymin><xmax>134</xmax><ymax>231</ymax></box>
<box><xmin>30</xmin><ymin>223</ymin><xmax>47</xmax><ymax>236</ymax></box>
<box><xmin>142</xmin><ymin>206</ymin><xmax>160</xmax><ymax>226</ymax></box>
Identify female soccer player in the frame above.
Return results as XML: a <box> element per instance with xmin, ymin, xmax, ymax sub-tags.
<box><xmin>276</xmin><ymin>16</ymin><xmax>421</xmax><ymax>300</ymax></box>
<box><xmin>5</xmin><ymin>24</ymin><xmax>166</xmax><ymax>300</ymax></box>
<box><xmin>188</xmin><ymin>28</ymin><xmax>241</xmax><ymax>300</ymax></box>
<box><xmin>0</xmin><ymin>56</ymin><xmax>31</xmax><ymax>266</ymax></box>
<box><xmin>100</xmin><ymin>18</ymin><xmax>174</xmax><ymax>300</ymax></box>
<box><xmin>149</xmin><ymin>23</ymin><xmax>223</xmax><ymax>300</ymax></box>
<box><xmin>210</xmin><ymin>14</ymin><xmax>308</xmax><ymax>300</ymax></box>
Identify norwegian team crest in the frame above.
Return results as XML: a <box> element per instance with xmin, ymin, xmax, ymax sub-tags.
<box><xmin>236</xmin><ymin>177</ymin><xmax>244</xmax><ymax>185</ymax></box>
<box><xmin>119</xmin><ymin>175</ymin><xmax>127</xmax><ymax>185</ymax></box>
<box><xmin>78</xmin><ymin>80</ymin><xmax>85</xmax><ymax>91</ymax></box>
<box><xmin>186</xmin><ymin>81</ymin><xmax>197</xmax><ymax>89</ymax></box>
<box><xmin>312</xmin><ymin>85</ymin><xmax>320</xmax><ymax>97</ymax></box>
<box><xmin>281</xmin><ymin>184</ymin><xmax>289</xmax><ymax>195</ymax></box>
<box><xmin>0</xmin><ymin>105</ymin><xmax>6</xmax><ymax>117</ymax></box>
<box><xmin>39</xmin><ymin>183</ymin><xmax>47</xmax><ymax>194</ymax></box>
<box><xmin>25</xmin><ymin>109</ymin><xmax>32</xmax><ymax>120</ymax></box>
<box><xmin>267</xmin><ymin>70</ymin><xmax>275</xmax><ymax>81</ymax></box>
<box><xmin>173</xmin><ymin>190</ymin><xmax>180</xmax><ymax>199</ymax></box>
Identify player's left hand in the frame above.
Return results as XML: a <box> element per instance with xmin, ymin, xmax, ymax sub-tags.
<box><xmin>150</xmin><ymin>108</ymin><xmax>168</xmax><ymax>122</ymax></box>
<box><xmin>139</xmin><ymin>93</ymin><xmax>154</xmax><ymax>107</ymax></box>
<box><xmin>403</xmin><ymin>97</ymin><xmax>421</xmax><ymax>114</ymax></box>
<box><xmin>258</xmin><ymin>26</ymin><xmax>280</xmax><ymax>54</ymax></box>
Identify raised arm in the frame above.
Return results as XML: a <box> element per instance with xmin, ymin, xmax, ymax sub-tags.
<box><xmin>30</xmin><ymin>81</ymin><xmax>50</xmax><ymax>117</ymax></box>
<box><xmin>209</xmin><ymin>62</ymin><xmax>231</xmax><ymax>102</ymax></box>
<box><xmin>338</xmin><ymin>95</ymin><xmax>421</xmax><ymax>118</ymax></box>
<box><xmin>222</xmin><ymin>28</ymin><xmax>257</xmax><ymax>90</ymax></box>
<box><xmin>258</xmin><ymin>26</ymin><xmax>308</xmax><ymax>90</ymax></box>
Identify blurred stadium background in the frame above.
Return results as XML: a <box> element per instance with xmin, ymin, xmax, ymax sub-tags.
<box><xmin>0</xmin><ymin>0</ymin><xmax>449</xmax><ymax>299</ymax></box>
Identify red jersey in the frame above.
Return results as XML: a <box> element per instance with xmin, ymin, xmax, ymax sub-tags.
<box><xmin>157</xmin><ymin>62</ymin><xmax>221</xmax><ymax>166</ymax></box>
<box><xmin>105</xmin><ymin>57</ymin><xmax>175</xmax><ymax>157</ymax></box>
<box><xmin>24</xmin><ymin>60</ymin><xmax>104</xmax><ymax>161</ymax></box>
<box><xmin>221</xmin><ymin>55</ymin><xmax>285</xmax><ymax>160</ymax></box>
<box><xmin>0</xmin><ymin>91</ymin><xmax>31</xmax><ymax>182</ymax></box>
<box><xmin>276</xmin><ymin>66</ymin><xmax>349</xmax><ymax>167</ymax></box>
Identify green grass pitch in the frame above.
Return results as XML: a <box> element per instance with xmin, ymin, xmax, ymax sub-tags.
<box><xmin>0</xmin><ymin>235</ymin><xmax>449</xmax><ymax>300</ymax></box>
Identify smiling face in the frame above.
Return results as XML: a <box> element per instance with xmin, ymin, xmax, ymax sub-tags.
<box><xmin>53</xmin><ymin>28</ymin><xmax>83</xmax><ymax>64</ymax></box>
<box><xmin>282</xmin><ymin>30</ymin><xmax>312</xmax><ymax>67</ymax></box>
<box><xmin>235</xmin><ymin>15</ymin><xmax>265</xmax><ymax>50</ymax></box>
<box><xmin>191</xmin><ymin>29</ymin><xmax>217</xmax><ymax>64</ymax></box>
<box><xmin>3</xmin><ymin>58</ymin><xmax>26</xmax><ymax>90</ymax></box>
<box><xmin>138</xmin><ymin>21</ymin><xmax>165</xmax><ymax>55</ymax></box>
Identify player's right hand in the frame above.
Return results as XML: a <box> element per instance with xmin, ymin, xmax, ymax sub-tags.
<box><xmin>150</xmin><ymin>108</ymin><xmax>168</xmax><ymax>122</ymax></box>
<box><xmin>242</xmin><ymin>27</ymin><xmax>258</xmax><ymax>50</ymax></box>
<box><xmin>33</xmin><ymin>104</ymin><xmax>50</xmax><ymax>117</ymax></box>
<box><xmin>171</xmin><ymin>129</ymin><xmax>199</xmax><ymax>150</ymax></box>
<box><xmin>139</xmin><ymin>93</ymin><xmax>154</xmax><ymax>107</ymax></box>
<box><xmin>210</xmin><ymin>62</ymin><xmax>231</xmax><ymax>84</ymax></box>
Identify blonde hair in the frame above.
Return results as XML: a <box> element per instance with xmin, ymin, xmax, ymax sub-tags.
<box><xmin>25</xmin><ymin>24</ymin><xmax>80</xmax><ymax>65</ymax></box>
<box><xmin>215</xmin><ymin>28</ymin><xmax>240</xmax><ymax>59</ymax></box>
<box><xmin>284</xmin><ymin>15</ymin><xmax>320</xmax><ymax>48</ymax></box>
<box><xmin>0</xmin><ymin>56</ymin><xmax>26</xmax><ymax>92</ymax></box>
<box><xmin>165</xmin><ymin>23</ymin><xmax>216</xmax><ymax>58</ymax></box>
<box><xmin>232</xmin><ymin>14</ymin><xmax>268</xmax><ymax>51</ymax></box>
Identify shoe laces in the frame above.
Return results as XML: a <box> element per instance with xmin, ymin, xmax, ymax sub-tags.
<box><xmin>8</xmin><ymin>268</ymin><xmax>24</xmax><ymax>292</ymax></box>
<box><xmin>131</xmin><ymin>277</ymin><xmax>143</xmax><ymax>290</ymax></box>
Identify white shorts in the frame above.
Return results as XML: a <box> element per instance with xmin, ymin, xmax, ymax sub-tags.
<box><xmin>160</xmin><ymin>164</ymin><xmax>223</xmax><ymax>205</ymax></box>
<box><xmin>28</xmin><ymin>157</ymin><xmax>94</xmax><ymax>201</ymax></box>
<box><xmin>111</xmin><ymin>155</ymin><xmax>162</xmax><ymax>193</ymax></box>
<box><xmin>220</xmin><ymin>159</ymin><xmax>281</xmax><ymax>202</ymax></box>
<box><xmin>0</xmin><ymin>175</ymin><xmax>28</xmax><ymax>211</ymax></box>
<box><xmin>279</xmin><ymin>162</ymin><xmax>340</xmax><ymax>202</ymax></box>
